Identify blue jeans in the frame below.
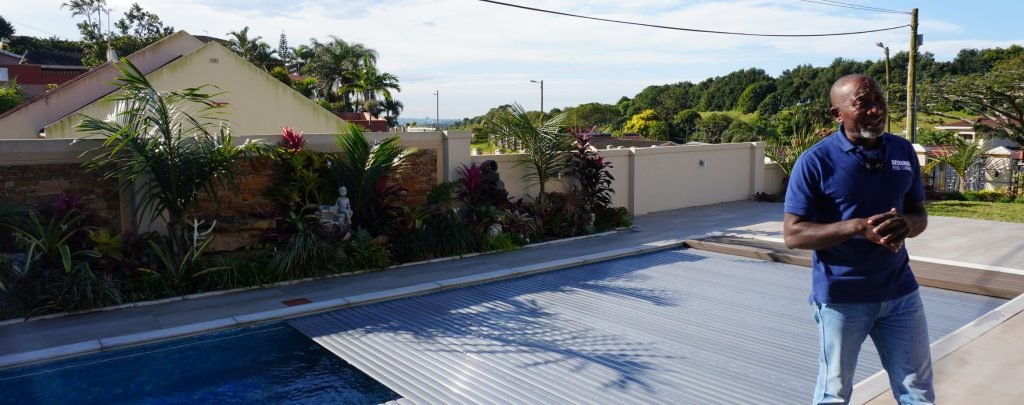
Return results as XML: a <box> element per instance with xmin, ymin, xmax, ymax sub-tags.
<box><xmin>812</xmin><ymin>290</ymin><xmax>935</xmax><ymax>404</ymax></box>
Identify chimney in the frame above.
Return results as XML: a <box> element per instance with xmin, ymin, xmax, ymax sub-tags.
<box><xmin>105</xmin><ymin>46</ymin><xmax>118</xmax><ymax>63</ymax></box>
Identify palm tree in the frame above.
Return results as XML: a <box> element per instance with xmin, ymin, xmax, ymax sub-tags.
<box><xmin>486</xmin><ymin>103</ymin><xmax>571</xmax><ymax>210</ymax></box>
<box><xmin>924</xmin><ymin>137</ymin><xmax>986</xmax><ymax>192</ymax></box>
<box><xmin>343</xmin><ymin>64</ymin><xmax>400</xmax><ymax>112</ymax></box>
<box><xmin>62</xmin><ymin>0</ymin><xmax>106</xmax><ymax>27</ymax></box>
<box><xmin>290</xmin><ymin>44</ymin><xmax>314</xmax><ymax>72</ymax></box>
<box><xmin>381</xmin><ymin>99</ymin><xmax>404</xmax><ymax>128</ymax></box>
<box><xmin>250</xmin><ymin>41</ymin><xmax>278</xmax><ymax>71</ymax></box>
<box><xmin>305</xmin><ymin>37</ymin><xmax>378</xmax><ymax>109</ymax></box>
<box><xmin>76</xmin><ymin>59</ymin><xmax>254</xmax><ymax>285</ymax></box>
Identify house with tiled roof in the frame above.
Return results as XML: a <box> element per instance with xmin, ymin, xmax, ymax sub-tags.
<box><xmin>0</xmin><ymin>49</ymin><xmax>89</xmax><ymax>99</ymax></box>
<box><xmin>0</xmin><ymin>31</ymin><xmax>350</xmax><ymax>139</ymax></box>
<box><xmin>934</xmin><ymin>117</ymin><xmax>1018</xmax><ymax>149</ymax></box>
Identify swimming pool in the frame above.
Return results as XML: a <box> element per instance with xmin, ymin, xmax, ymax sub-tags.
<box><xmin>0</xmin><ymin>322</ymin><xmax>400</xmax><ymax>404</ymax></box>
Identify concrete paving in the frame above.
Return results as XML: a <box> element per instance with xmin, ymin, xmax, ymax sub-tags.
<box><xmin>1</xmin><ymin>200</ymin><xmax>1023</xmax><ymax>402</ymax></box>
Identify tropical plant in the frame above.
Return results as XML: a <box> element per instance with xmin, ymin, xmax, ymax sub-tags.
<box><xmin>455</xmin><ymin>162</ymin><xmax>506</xmax><ymax>208</ymax></box>
<box><xmin>568</xmin><ymin>127</ymin><xmax>615</xmax><ymax>213</ymax></box>
<box><xmin>278</xmin><ymin>126</ymin><xmax>306</xmax><ymax>155</ymax></box>
<box><xmin>269</xmin><ymin>206</ymin><xmax>338</xmax><ymax>277</ymax></box>
<box><xmin>326</xmin><ymin>125</ymin><xmax>415</xmax><ymax>231</ymax></box>
<box><xmin>226</xmin><ymin>26</ymin><xmax>277</xmax><ymax>70</ymax></box>
<box><xmin>342</xmin><ymin>64</ymin><xmax>400</xmax><ymax>112</ymax></box>
<box><xmin>0</xmin><ymin>197</ymin><xmax>129</xmax><ymax>316</ymax></box>
<box><xmin>923</xmin><ymin>137</ymin><xmax>986</xmax><ymax>193</ymax></box>
<box><xmin>141</xmin><ymin>235</ymin><xmax>227</xmax><ymax>295</ymax></box>
<box><xmin>342</xmin><ymin>229</ymin><xmax>391</xmax><ymax>271</ymax></box>
<box><xmin>305</xmin><ymin>36</ymin><xmax>378</xmax><ymax>108</ymax></box>
<box><xmin>381</xmin><ymin>98</ymin><xmax>404</xmax><ymax>128</ymax></box>
<box><xmin>76</xmin><ymin>59</ymin><xmax>256</xmax><ymax>278</ymax></box>
<box><xmin>764</xmin><ymin>126</ymin><xmax>828</xmax><ymax>193</ymax></box>
<box><xmin>485</xmin><ymin>103</ymin><xmax>571</xmax><ymax>211</ymax></box>
<box><xmin>7</xmin><ymin>207</ymin><xmax>97</xmax><ymax>276</ymax></box>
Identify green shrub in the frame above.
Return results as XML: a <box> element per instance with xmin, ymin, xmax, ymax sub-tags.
<box><xmin>0</xmin><ymin>80</ymin><xmax>23</xmax><ymax>114</ymax></box>
<box><xmin>962</xmin><ymin>190</ymin><xmax>1013</xmax><ymax>202</ymax></box>
<box><xmin>202</xmin><ymin>249</ymin><xmax>282</xmax><ymax>289</ymax></box>
<box><xmin>595</xmin><ymin>206</ymin><xmax>632</xmax><ymax>230</ymax></box>
<box><xmin>480</xmin><ymin>232</ymin><xmax>520</xmax><ymax>252</ymax></box>
<box><xmin>389</xmin><ymin>215</ymin><xmax>476</xmax><ymax>262</ymax></box>
<box><xmin>342</xmin><ymin>229</ymin><xmax>391</xmax><ymax>271</ymax></box>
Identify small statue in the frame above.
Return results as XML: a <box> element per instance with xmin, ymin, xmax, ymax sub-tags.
<box><xmin>335</xmin><ymin>186</ymin><xmax>353</xmax><ymax>227</ymax></box>
<box><xmin>583</xmin><ymin>212</ymin><xmax>597</xmax><ymax>234</ymax></box>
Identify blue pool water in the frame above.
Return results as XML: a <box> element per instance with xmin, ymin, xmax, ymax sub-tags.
<box><xmin>0</xmin><ymin>323</ymin><xmax>400</xmax><ymax>404</ymax></box>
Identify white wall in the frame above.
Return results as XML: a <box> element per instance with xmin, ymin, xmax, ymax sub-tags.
<box><xmin>472</xmin><ymin>142</ymin><xmax>766</xmax><ymax>215</ymax></box>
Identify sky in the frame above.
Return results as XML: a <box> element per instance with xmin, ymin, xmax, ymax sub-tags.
<box><xmin>3</xmin><ymin>0</ymin><xmax>1024</xmax><ymax>120</ymax></box>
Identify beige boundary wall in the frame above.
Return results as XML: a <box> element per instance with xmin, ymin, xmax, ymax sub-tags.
<box><xmin>1</xmin><ymin>134</ymin><xmax>769</xmax><ymax>234</ymax></box>
<box><xmin>471</xmin><ymin>142</ymin><xmax>766</xmax><ymax>215</ymax></box>
<box><xmin>0</xmin><ymin>130</ymin><xmax>471</xmax><ymax>237</ymax></box>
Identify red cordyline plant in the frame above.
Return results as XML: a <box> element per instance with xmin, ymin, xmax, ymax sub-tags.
<box><xmin>278</xmin><ymin>127</ymin><xmax>306</xmax><ymax>154</ymax></box>
<box><xmin>568</xmin><ymin>126</ymin><xmax>615</xmax><ymax>212</ymax></box>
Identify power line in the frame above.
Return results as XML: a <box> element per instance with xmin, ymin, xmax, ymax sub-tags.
<box><xmin>814</xmin><ymin>0</ymin><xmax>911</xmax><ymax>15</ymax></box>
<box><xmin>798</xmin><ymin>0</ymin><xmax>913</xmax><ymax>15</ymax></box>
<box><xmin>478</xmin><ymin>0</ymin><xmax>909</xmax><ymax>37</ymax></box>
<box><xmin>8</xmin><ymin>19</ymin><xmax>64</xmax><ymax>38</ymax></box>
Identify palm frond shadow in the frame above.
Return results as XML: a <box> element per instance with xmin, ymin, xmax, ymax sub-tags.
<box><xmin>299</xmin><ymin>251</ymin><xmax>707</xmax><ymax>394</ymax></box>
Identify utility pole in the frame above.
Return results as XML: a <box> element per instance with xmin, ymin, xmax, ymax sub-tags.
<box><xmin>531</xmin><ymin>79</ymin><xmax>544</xmax><ymax>117</ymax></box>
<box><xmin>877</xmin><ymin>42</ymin><xmax>891</xmax><ymax>133</ymax></box>
<box><xmin>906</xmin><ymin>8</ymin><xmax>919</xmax><ymax>143</ymax></box>
<box><xmin>433</xmin><ymin>90</ymin><xmax>439</xmax><ymax>130</ymax></box>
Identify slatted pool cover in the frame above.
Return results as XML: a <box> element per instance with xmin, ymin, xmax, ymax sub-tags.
<box><xmin>289</xmin><ymin>249</ymin><xmax>1006</xmax><ymax>404</ymax></box>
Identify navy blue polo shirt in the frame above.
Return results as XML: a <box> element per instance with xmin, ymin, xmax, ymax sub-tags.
<box><xmin>784</xmin><ymin>127</ymin><xmax>925</xmax><ymax>303</ymax></box>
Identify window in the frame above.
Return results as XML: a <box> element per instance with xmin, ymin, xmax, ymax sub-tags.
<box><xmin>0</xmin><ymin>67</ymin><xmax>8</xmax><ymax>82</ymax></box>
<box><xmin>959</xmin><ymin>133</ymin><xmax>974</xmax><ymax>142</ymax></box>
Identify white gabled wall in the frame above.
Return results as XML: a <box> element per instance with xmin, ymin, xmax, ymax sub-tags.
<box><xmin>0</xmin><ymin>31</ymin><xmax>205</xmax><ymax>139</ymax></box>
<box><xmin>44</xmin><ymin>42</ymin><xmax>348</xmax><ymax>138</ymax></box>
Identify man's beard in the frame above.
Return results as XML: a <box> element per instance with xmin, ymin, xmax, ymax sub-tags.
<box><xmin>850</xmin><ymin>126</ymin><xmax>884</xmax><ymax>139</ymax></box>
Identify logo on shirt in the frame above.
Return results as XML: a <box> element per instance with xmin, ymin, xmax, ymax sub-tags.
<box><xmin>891</xmin><ymin>160</ymin><xmax>913</xmax><ymax>171</ymax></box>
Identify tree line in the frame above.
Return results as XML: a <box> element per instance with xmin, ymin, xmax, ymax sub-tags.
<box><xmin>453</xmin><ymin>45</ymin><xmax>1024</xmax><ymax>147</ymax></box>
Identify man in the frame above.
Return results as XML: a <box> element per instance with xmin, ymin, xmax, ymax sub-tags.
<box><xmin>783</xmin><ymin>74</ymin><xmax>933</xmax><ymax>404</ymax></box>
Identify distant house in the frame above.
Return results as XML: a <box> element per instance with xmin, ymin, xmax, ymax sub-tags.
<box><xmin>934</xmin><ymin>117</ymin><xmax>1018</xmax><ymax>149</ymax></box>
<box><xmin>337</xmin><ymin>111</ymin><xmax>389</xmax><ymax>132</ymax></box>
<box><xmin>0</xmin><ymin>31</ymin><xmax>351</xmax><ymax>139</ymax></box>
<box><xmin>0</xmin><ymin>49</ymin><xmax>89</xmax><ymax>99</ymax></box>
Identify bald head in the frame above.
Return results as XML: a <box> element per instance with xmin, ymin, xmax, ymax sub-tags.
<box><xmin>829</xmin><ymin>74</ymin><xmax>887</xmax><ymax>142</ymax></box>
<box><xmin>830</xmin><ymin>74</ymin><xmax>880</xmax><ymax>107</ymax></box>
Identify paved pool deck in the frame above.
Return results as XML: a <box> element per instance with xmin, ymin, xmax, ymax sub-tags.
<box><xmin>2</xmin><ymin>200</ymin><xmax>1023</xmax><ymax>403</ymax></box>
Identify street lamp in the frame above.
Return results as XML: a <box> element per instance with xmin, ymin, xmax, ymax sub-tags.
<box><xmin>530</xmin><ymin>79</ymin><xmax>544</xmax><ymax>117</ymax></box>
<box><xmin>876</xmin><ymin>42</ymin><xmax>891</xmax><ymax>134</ymax></box>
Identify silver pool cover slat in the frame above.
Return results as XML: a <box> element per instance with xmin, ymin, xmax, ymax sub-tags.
<box><xmin>290</xmin><ymin>249</ymin><xmax>1006</xmax><ymax>404</ymax></box>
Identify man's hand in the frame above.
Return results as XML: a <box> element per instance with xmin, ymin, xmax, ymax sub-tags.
<box><xmin>867</xmin><ymin>208</ymin><xmax>908</xmax><ymax>252</ymax></box>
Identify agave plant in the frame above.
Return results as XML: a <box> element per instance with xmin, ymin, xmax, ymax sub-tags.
<box><xmin>76</xmin><ymin>59</ymin><xmax>256</xmax><ymax>285</ymax></box>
